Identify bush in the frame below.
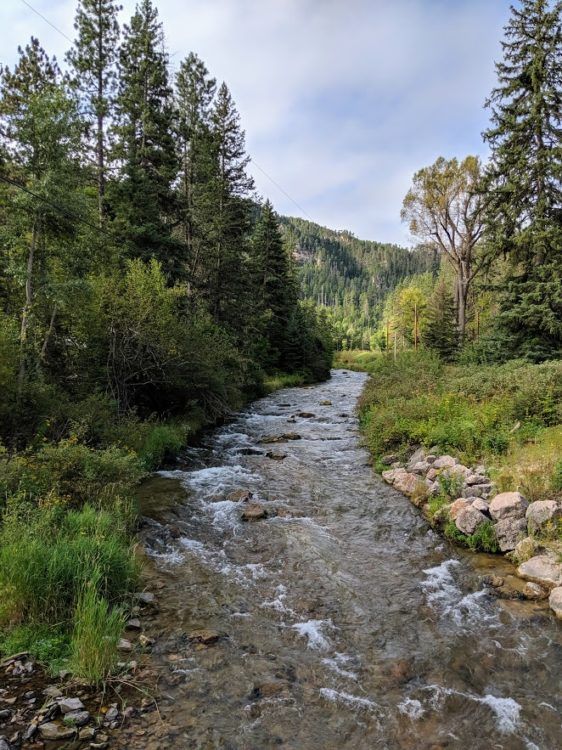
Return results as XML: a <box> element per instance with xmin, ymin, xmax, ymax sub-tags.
<box><xmin>137</xmin><ymin>423</ymin><xmax>187</xmax><ymax>470</ymax></box>
<box><xmin>0</xmin><ymin>624</ymin><xmax>70</xmax><ymax>672</ymax></box>
<box><xmin>444</xmin><ymin>520</ymin><xmax>499</xmax><ymax>553</ymax></box>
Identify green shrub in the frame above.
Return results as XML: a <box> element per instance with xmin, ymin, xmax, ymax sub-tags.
<box><xmin>0</xmin><ymin>624</ymin><xmax>70</xmax><ymax>671</ymax></box>
<box><xmin>70</xmin><ymin>581</ymin><xmax>125</xmax><ymax>684</ymax></box>
<box><xmin>553</xmin><ymin>461</ymin><xmax>562</xmax><ymax>492</ymax></box>
<box><xmin>138</xmin><ymin>423</ymin><xmax>187</xmax><ymax>470</ymax></box>
<box><xmin>444</xmin><ymin>519</ymin><xmax>499</xmax><ymax>553</ymax></box>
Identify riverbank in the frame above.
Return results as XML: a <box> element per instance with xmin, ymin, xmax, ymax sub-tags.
<box><xmin>336</xmin><ymin>350</ymin><xmax>562</xmax><ymax>618</ymax></box>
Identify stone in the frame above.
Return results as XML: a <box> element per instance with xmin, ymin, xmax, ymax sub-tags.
<box><xmin>136</xmin><ymin>592</ymin><xmax>155</xmax><ymax>605</ymax></box>
<box><xmin>411</xmin><ymin>461</ymin><xmax>430</xmax><ymax>476</ymax></box>
<box><xmin>449</xmin><ymin>499</ymin><xmax>471</xmax><ymax>521</ymax></box>
<box><xmin>381</xmin><ymin>454</ymin><xmax>398</xmax><ymax>466</ymax></box>
<box><xmin>406</xmin><ymin>447</ymin><xmax>426</xmax><ymax>470</ymax></box>
<box><xmin>392</xmin><ymin>471</ymin><xmax>423</xmax><ymax>497</ymax></box>
<box><xmin>226</xmin><ymin>489</ymin><xmax>253</xmax><ymax>502</ymax></box>
<box><xmin>465</xmin><ymin>473</ymin><xmax>490</xmax><ymax>486</ymax></box>
<box><xmin>79</xmin><ymin>727</ymin><xmax>96</xmax><ymax>741</ymax></box>
<box><xmin>126</xmin><ymin>618</ymin><xmax>141</xmax><ymax>631</ymax></box>
<box><xmin>517</xmin><ymin>555</ymin><xmax>562</xmax><ymax>589</ymax></box>
<box><xmin>523</xmin><ymin>582</ymin><xmax>548</xmax><ymax>600</ymax></box>
<box><xmin>63</xmin><ymin>711</ymin><xmax>90</xmax><ymax>727</ymax></box>
<box><xmin>549</xmin><ymin>587</ymin><xmax>562</xmax><ymax>619</ymax></box>
<box><xmin>444</xmin><ymin>464</ymin><xmax>471</xmax><ymax>479</ymax></box>
<box><xmin>526</xmin><ymin>500</ymin><xmax>561</xmax><ymax>534</ymax></box>
<box><xmin>139</xmin><ymin>635</ymin><xmax>155</xmax><ymax>648</ymax></box>
<box><xmin>265</xmin><ymin>452</ymin><xmax>287</xmax><ymax>461</ymax></box>
<box><xmin>241</xmin><ymin>503</ymin><xmax>268</xmax><ymax>521</ymax></box>
<box><xmin>462</xmin><ymin>483</ymin><xmax>493</xmax><ymax>499</ymax></box>
<box><xmin>426</xmin><ymin>467</ymin><xmax>439</xmax><ymax>482</ymax></box>
<box><xmin>474</xmin><ymin>465</ymin><xmax>486</xmax><ymax>475</ymax></box>
<box><xmin>512</xmin><ymin>536</ymin><xmax>538</xmax><ymax>564</ymax></box>
<box><xmin>494</xmin><ymin>517</ymin><xmax>527</xmax><ymax>552</ymax></box>
<box><xmin>0</xmin><ymin>739</ymin><xmax>10</xmax><ymax>750</ymax></box>
<box><xmin>188</xmin><ymin>629</ymin><xmax>221</xmax><ymax>645</ymax></box>
<box><xmin>117</xmin><ymin>638</ymin><xmax>133</xmax><ymax>652</ymax></box>
<box><xmin>381</xmin><ymin>468</ymin><xmax>405</xmax><ymax>484</ymax></box>
<box><xmin>39</xmin><ymin>722</ymin><xmax>76</xmax><ymax>740</ymax></box>
<box><xmin>426</xmin><ymin>455</ymin><xmax>437</xmax><ymax>464</ymax></box>
<box><xmin>319</xmin><ymin>400</ymin><xmax>332</xmax><ymax>406</ymax></box>
<box><xmin>433</xmin><ymin>455</ymin><xmax>458</xmax><ymax>469</ymax></box>
<box><xmin>43</xmin><ymin>686</ymin><xmax>63</xmax><ymax>699</ymax></box>
<box><xmin>59</xmin><ymin>697</ymin><xmax>85</xmax><ymax>714</ymax></box>
<box><xmin>0</xmin><ymin>711</ymin><xmax>12</xmax><ymax>721</ymax></box>
<box><xmin>455</xmin><ymin>506</ymin><xmax>488</xmax><ymax>535</ymax></box>
<box><xmin>104</xmin><ymin>707</ymin><xmax>118</xmax><ymax>722</ymax></box>
<box><xmin>489</xmin><ymin>491</ymin><xmax>528</xmax><ymax>521</ymax></box>
<box><xmin>472</xmin><ymin>499</ymin><xmax>490</xmax><ymax>514</ymax></box>
<box><xmin>296</xmin><ymin>412</ymin><xmax>315</xmax><ymax>418</ymax></box>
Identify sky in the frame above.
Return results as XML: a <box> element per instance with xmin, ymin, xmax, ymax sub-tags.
<box><xmin>1</xmin><ymin>0</ymin><xmax>514</xmax><ymax>245</ymax></box>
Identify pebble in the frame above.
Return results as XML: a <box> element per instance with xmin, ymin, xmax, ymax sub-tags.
<box><xmin>63</xmin><ymin>710</ymin><xmax>90</xmax><ymax>727</ymax></box>
<box><xmin>126</xmin><ymin>618</ymin><xmax>142</xmax><ymax>631</ymax></box>
<box><xmin>118</xmin><ymin>638</ymin><xmax>133</xmax><ymax>652</ymax></box>
<box><xmin>59</xmin><ymin>697</ymin><xmax>85</xmax><ymax>714</ymax></box>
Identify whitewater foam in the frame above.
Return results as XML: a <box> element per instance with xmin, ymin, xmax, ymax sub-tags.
<box><xmin>292</xmin><ymin>619</ymin><xmax>333</xmax><ymax>650</ymax></box>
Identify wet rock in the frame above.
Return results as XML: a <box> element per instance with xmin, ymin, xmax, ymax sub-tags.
<box><xmin>59</xmin><ymin>697</ymin><xmax>85</xmax><ymax>714</ymax></box>
<box><xmin>517</xmin><ymin>555</ymin><xmax>562</xmax><ymax>589</ymax></box>
<box><xmin>241</xmin><ymin>503</ymin><xmax>268</xmax><ymax>521</ymax></box>
<box><xmin>63</xmin><ymin>710</ymin><xmax>90</xmax><ymax>727</ymax></box>
<box><xmin>296</xmin><ymin>412</ymin><xmax>315</xmax><ymax>418</ymax></box>
<box><xmin>79</xmin><ymin>727</ymin><xmax>96</xmax><ymax>740</ymax></box>
<box><xmin>126</xmin><ymin>618</ymin><xmax>142</xmax><ymax>631</ymax></box>
<box><xmin>455</xmin><ymin>506</ymin><xmax>488</xmax><ymax>535</ymax></box>
<box><xmin>39</xmin><ymin>722</ymin><xmax>76</xmax><ymax>740</ymax></box>
<box><xmin>265</xmin><ymin>452</ymin><xmax>287</xmax><ymax>461</ymax></box>
<box><xmin>494</xmin><ymin>517</ymin><xmax>527</xmax><ymax>552</ymax></box>
<box><xmin>0</xmin><ymin>738</ymin><xmax>11</xmax><ymax>750</ymax></box>
<box><xmin>139</xmin><ymin>635</ymin><xmax>155</xmax><ymax>648</ymax></box>
<box><xmin>319</xmin><ymin>400</ymin><xmax>332</xmax><ymax>406</ymax></box>
<box><xmin>449</xmin><ymin>498</ymin><xmax>471</xmax><ymax>521</ymax></box>
<box><xmin>523</xmin><ymin>582</ymin><xmax>548</xmax><ymax>600</ymax></box>
<box><xmin>526</xmin><ymin>500</ymin><xmax>561</xmax><ymax>534</ymax></box>
<box><xmin>136</xmin><ymin>592</ymin><xmax>156</xmax><ymax>605</ymax></box>
<box><xmin>261</xmin><ymin>433</ymin><xmax>301</xmax><ymax>443</ymax></box>
<box><xmin>549</xmin><ymin>587</ymin><xmax>562</xmax><ymax>619</ymax></box>
<box><xmin>511</xmin><ymin>536</ymin><xmax>539</xmax><ymax>564</ymax></box>
<box><xmin>485</xmin><ymin>575</ymin><xmax>504</xmax><ymax>588</ymax></box>
<box><xmin>489</xmin><ymin>491</ymin><xmax>528</xmax><ymax>521</ymax></box>
<box><xmin>188</xmin><ymin>629</ymin><xmax>221</xmax><ymax>645</ymax></box>
<box><xmin>433</xmin><ymin>455</ymin><xmax>458</xmax><ymax>469</ymax></box>
<box><xmin>118</xmin><ymin>638</ymin><xmax>133</xmax><ymax>652</ymax></box>
<box><xmin>226</xmin><ymin>489</ymin><xmax>253</xmax><ymax>502</ymax></box>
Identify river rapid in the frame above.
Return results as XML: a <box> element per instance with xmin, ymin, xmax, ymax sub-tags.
<box><xmin>137</xmin><ymin>369</ymin><xmax>562</xmax><ymax>750</ymax></box>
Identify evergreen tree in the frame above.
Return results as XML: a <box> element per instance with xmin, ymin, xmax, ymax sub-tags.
<box><xmin>175</xmin><ymin>53</ymin><xmax>216</xmax><ymax>280</ymax></box>
<box><xmin>66</xmin><ymin>0</ymin><xmax>121</xmax><ymax>223</ymax></box>
<box><xmin>252</xmin><ymin>200</ymin><xmax>297</xmax><ymax>368</ymax></box>
<box><xmin>204</xmin><ymin>82</ymin><xmax>254</xmax><ymax>332</ymax></box>
<box><xmin>422</xmin><ymin>278</ymin><xmax>459</xmax><ymax>360</ymax></box>
<box><xmin>111</xmin><ymin>0</ymin><xmax>180</xmax><ymax>276</ymax></box>
<box><xmin>483</xmin><ymin>0</ymin><xmax>562</xmax><ymax>358</ymax></box>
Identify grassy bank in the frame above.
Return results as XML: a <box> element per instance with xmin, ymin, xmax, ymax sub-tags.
<box><xmin>0</xmin><ymin>370</ymin><xmax>317</xmax><ymax>682</ymax></box>
<box><xmin>336</xmin><ymin>350</ymin><xmax>562</xmax><ymax>507</ymax></box>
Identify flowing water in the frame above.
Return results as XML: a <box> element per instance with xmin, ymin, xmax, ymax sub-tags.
<box><xmin>137</xmin><ymin>370</ymin><xmax>562</xmax><ymax>750</ymax></box>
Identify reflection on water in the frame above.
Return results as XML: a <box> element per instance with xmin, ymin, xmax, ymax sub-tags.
<box><xmin>138</xmin><ymin>370</ymin><xmax>562</xmax><ymax>750</ymax></box>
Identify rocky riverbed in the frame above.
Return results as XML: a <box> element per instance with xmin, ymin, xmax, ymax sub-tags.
<box><xmin>381</xmin><ymin>449</ymin><xmax>562</xmax><ymax>619</ymax></box>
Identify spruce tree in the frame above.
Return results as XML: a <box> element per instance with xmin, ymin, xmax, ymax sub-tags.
<box><xmin>252</xmin><ymin>200</ymin><xmax>297</xmax><ymax>368</ymax></box>
<box><xmin>111</xmin><ymin>0</ymin><xmax>180</xmax><ymax>276</ymax></box>
<box><xmin>422</xmin><ymin>278</ymin><xmax>459</xmax><ymax>360</ymax></box>
<box><xmin>483</xmin><ymin>0</ymin><xmax>562</xmax><ymax>358</ymax></box>
<box><xmin>175</xmin><ymin>53</ymin><xmax>216</xmax><ymax>279</ymax></box>
<box><xmin>66</xmin><ymin>0</ymin><xmax>121</xmax><ymax>223</ymax></box>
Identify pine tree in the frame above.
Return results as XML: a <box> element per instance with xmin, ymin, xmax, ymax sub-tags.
<box><xmin>66</xmin><ymin>0</ymin><xmax>121</xmax><ymax>223</ymax></box>
<box><xmin>252</xmin><ymin>200</ymin><xmax>297</xmax><ymax>368</ymax></box>
<box><xmin>204</xmin><ymin>82</ymin><xmax>254</xmax><ymax>332</ymax></box>
<box><xmin>175</xmin><ymin>53</ymin><xmax>216</xmax><ymax>280</ymax></box>
<box><xmin>111</xmin><ymin>0</ymin><xmax>180</xmax><ymax>276</ymax></box>
<box><xmin>422</xmin><ymin>278</ymin><xmax>459</xmax><ymax>360</ymax></box>
<box><xmin>483</xmin><ymin>0</ymin><xmax>562</xmax><ymax>358</ymax></box>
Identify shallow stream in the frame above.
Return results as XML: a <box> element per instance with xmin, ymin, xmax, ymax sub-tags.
<box><xmin>138</xmin><ymin>369</ymin><xmax>562</xmax><ymax>749</ymax></box>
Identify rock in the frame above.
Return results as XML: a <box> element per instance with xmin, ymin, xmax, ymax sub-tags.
<box><xmin>296</xmin><ymin>412</ymin><xmax>315</xmax><ymax>418</ymax></box>
<box><xmin>455</xmin><ymin>506</ymin><xmax>488</xmax><ymax>535</ymax></box>
<box><xmin>79</xmin><ymin>727</ymin><xmax>96</xmax><ymax>740</ymax></box>
<box><xmin>241</xmin><ymin>503</ymin><xmax>268</xmax><ymax>521</ymax></box>
<box><xmin>406</xmin><ymin>447</ymin><xmax>426</xmax><ymax>470</ymax></box>
<box><xmin>393</xmin><ymin>471</ymin><xmax>423</xmax><ymax>497</ymax></box>
<box><xmin>518</xmin><ymin>556</ymin><xmax>562</xmax><ymax>589</ymax></box>
<box><xmin>117</xmin><ymin>638</ymin><xmax>133</xmax><ymax>652</ymax></box>
<box><xmin>0</xmin><ymin>711</ymin><xmax>12</xmax><ymax>721</ymax></box>
<box><xmin>472</xmin><ymin>499</ymin><xmax>490</xmax><ymax>514</ymax></box>
<box><xmin>265</xmin><ymin>452</ymin><xmax>287</xmax><ymax>461</ymax></box>
<box><xmin>188</xmin><ymin>629</ymin><xmax>221</xmax><ymax>645</ymax></box>
<box><xmin>449</xmin><ymin>498</ymin><xmax>471</xmax><ymax>521</ymax></box>
<box><xmin>126</xmin><ymin>618</ymin><xmax>141</xmax><ymax>631</ymax></box>
<box><xmin>411</xmin><ymin>461</ymin><xmax>430</xmax><ymax>476</ymax></box>
<box><xmin>261</xmin><ymin>433</ymin><xmax>301</xmax><ymax>443</ymax></box>
<box><xmin>526</xmin><ymin>500</ymin><xmax>561</xmax><ymax>534</ymax></box>
<box><xmin>462</xmin><ymin>483</ymin><xmax>493</xmax><ymax>499</ymax></box>
<box><xmin>433</xmin><ymin>455</ymin><xmax>458</xmax><ymax>470</ymax></box>
<box><xmin>39</xmin><ymin>722</ymin><xmax>76</xmax><ymax>740</ymax></box>
<box><xmin>104</xmin><ymin>707</ymin><xmax>118</xmax><ymax>722</ymax></box>
<box><xmin>444</xmin><ymin>464</ymin><xmax>471</xmax><ymax>479</ymax></box>
<box><xmin>549</xmin><ymin>587</ymin><xmax>562</xmax><ymax>619</ymax></box>
<box><xmin>59</xmin><ymin>697</ymin><xmax>85</xmax><ymax>714</ymax></box>
<box><xmin>139</xmin><ymin>635</ymin><xmax>155</xmax><ymax>648</ymax></box>
<box><xmin>381</xmin><ymin>454</ymin><xmax>398</xmax><ymax>466</ymax></box>
<box><xmin>489</xmin><ymin>491</ymin><xmax>528</xmax><ymax>521</ymax></box>
<box><xmin>63</xmin><ymin>711</ymin><xmax>90</xmax><ymax>727</ymax></box>
<box><xmin>135</xmin><ymin>592</ymin><xmax>156</xmax><ymax>605</ymax></box>
<box><xmin>426</xmin><ymin>455</ymin><xmax>437</xmax><ymax>464</ymax></box>
<box><xmin>494</xmin><ymin>517</ymin><xmax>527</xmax><ymax>552</ymax></box>
<box><xmin>487</xmin><ymin>575</ymin><xmax>505</xmax><ymax>588</ymax></box>
<box><xmin>512</xmin><ymin>536</ymin><xmax>538</xmax><ymax>564</ymax></box>
<box><xmin>0</xmin><ymin>739</ymin><xmax>10</xmax><ymax>750</ymax></box>
<box><xmin>319</xmin><ymin>400</ymin><xmax>332</xmax><ymax>406</ymax></box>
<box><xmin>226</xmin><ymin>489</ymin><xmax>253</xmax><ymax>502</ymax></box>
<box><xmin>43</xmin><ymin>686</ymin><xmax>63</xmax><ymax>699</ymax></box>
<box><xmin>465</xmin><ymin>473</ymin><xmax>490</xmax><ymax>486</ymax></box>
<box><xmin>426</xmin><ymin>467</ymin><xmax>439</xmax><ymax>482</ymax></box>
<box><xmin>382</xmin><ymin>468</ymin><xmax>404</xmax><ymax>484</ymax></box>
<box><xmin>523</xmin><ymin>582</ymin><xmax>548</xmax><ymax>600</ymax></box>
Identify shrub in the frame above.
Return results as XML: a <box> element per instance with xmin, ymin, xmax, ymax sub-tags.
<box><xmin>444</xmin><ymin>519</ymin><xmax>499</xmax><ymax>553</ymax></box>
<box><xmin>137</xmin><ymin>423</ymin><xmax>187</xmax><ymax>470</ymax></box>
<box><xmin>0</xmin><ymin>624</ymin><xmax>70</xmax><ymax>672</ymax></box>
<box><xmin>70</xmin><ymin>580</ymin><xmax>125</xmax><ymax>684</ymax></box>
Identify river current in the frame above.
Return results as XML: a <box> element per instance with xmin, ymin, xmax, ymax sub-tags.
<box><xmin>137</xmin><ymin>369</ymin><xmax>562</xmax><ymax>750</ymax></box>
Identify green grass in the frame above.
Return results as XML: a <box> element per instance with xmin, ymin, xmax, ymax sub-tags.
<box><xmin>262</xmin><ymin>372</ymin><xmax>309</xmax><ymax>393</ymax></box>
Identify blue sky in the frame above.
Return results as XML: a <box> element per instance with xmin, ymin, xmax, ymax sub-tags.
<box><xmin>1</xmin><ymin>0</ymin><xmax>513</xmax><ymax>244</ymax></box>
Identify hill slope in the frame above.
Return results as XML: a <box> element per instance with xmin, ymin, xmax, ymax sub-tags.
<box><xmin>280</xmin><ymin>216</ymin><xmax>438</xmax><ymax>349</ymax></box>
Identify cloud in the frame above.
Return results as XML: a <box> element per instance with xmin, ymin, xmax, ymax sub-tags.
<box><xmin>1</xmin><ymin>0</ymin><xmax>512</xmax><ymax>243</ymax></box>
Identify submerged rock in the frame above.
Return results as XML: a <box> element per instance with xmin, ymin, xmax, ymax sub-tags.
<box><xmin>188</xmin><ymin>629</ymin><xmax>221</xmax><ymax>645</ymax></box>
<box><xmin>523</xmin><ymin>582</ymin><xmax>548</xmax><ymax>600</ymax></box>
<box><xmin>226</xmin><ymin>489</ymin><xmax>253</xmax><ymax>502</ymax></box>
<box><xmin>241</xmin><ymin>503</ymin><xmax>268</xmax><ymax>521</ymax></box>
<box><xmin>511</xmin><ymin>536</ymin><xmax>538</xmax><ymax>564</ymax></box>
<box><xmin>517</xmin><ymin>555</ymin><xmax>562</xmax><ymax>589</ymax></box>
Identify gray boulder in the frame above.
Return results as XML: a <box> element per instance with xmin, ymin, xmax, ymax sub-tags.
<box><xmin>549</xmin><ymin>587</ymin><xmax>562</xmax><ymax>619</ymax></box>
<box><xmin>455</xmin><ymin>506</ymin><xmax>488</xmax><ymax>535</ymax></box>
<box><xmin>462</xmin><ymin>483</ymin><xmax>493</xmax><ymax>499</ymax></box>
<box><xmin>407</xmin><ymin>447</ymin><xmax>427</xmax><ymax>470</ymax></box>
<box><xmin>526</xmin><ymin>500</ymin><xmax>561</xmax><ymax>535</ymax></box>
<box><xmin>489</xmin><ymin>491</ymin><xmax>528</xmax><ymax>521</ymax></box>
<box><xmin>433</xmin><ymin>455</ymin><xmax>458</xmax><ymax>469</ymax></box>
<box><xmin>58</xmin><ymin>697</ymin><xmax>85</xmax><ymax>714</ymax></box>
<box><xmin>494</xmin><ymin>517</ymin><xmax>527</xmax><ymax>552</ymax></box>
<box><xmin>517</xmin><ymin>555</ymin><xmax>562</xmax><ymax>589</ymax></box>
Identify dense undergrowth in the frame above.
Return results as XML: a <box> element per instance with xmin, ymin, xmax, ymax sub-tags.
<box><xmin>337</xmin><ymin>348</ymin><xmax>562</xmax><ymax>513</ymax></box>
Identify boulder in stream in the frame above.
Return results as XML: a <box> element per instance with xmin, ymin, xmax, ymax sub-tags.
<box><xmin>517</xmin><ymin>555</ymin><xmax>562</xmax><ymax>589</ymax></box>
<box><xmin>549</xmin><ymin>587</ymin><xmax>562</xmax><ymax>619</ymax></box>
<box><xmin>241</xmin><ymin>503</ymin><xmax>268</xmax><ymax>521</ymax></box>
